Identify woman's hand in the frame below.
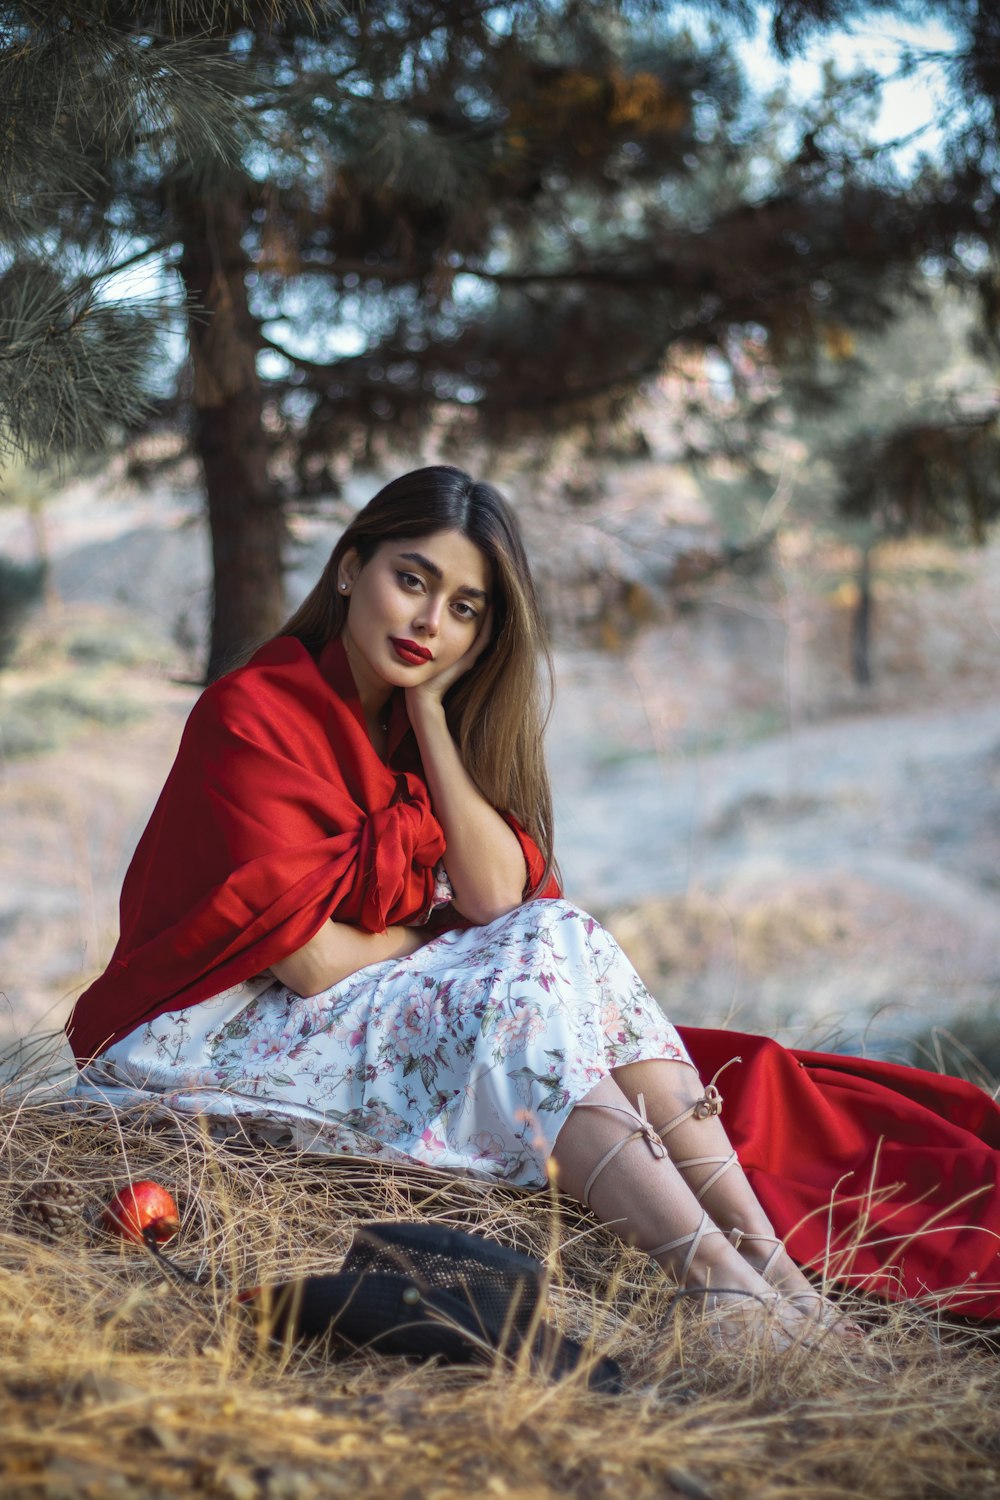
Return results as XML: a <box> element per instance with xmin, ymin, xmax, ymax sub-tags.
<box><xmin>404</xmin><ymin>607</ymin><xmax>494</xmax><ymax>709</ymax></box>
<box><xmin>401</xmin><ymin>607</ymin><xmax>527</xmax><ymax>925</ymax></box>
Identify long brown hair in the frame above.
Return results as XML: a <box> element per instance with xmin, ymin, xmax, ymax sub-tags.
<box><xmin>278</xmin><ymin>466</ymin><xmax>557</xmax><ymax>893</ymax></box>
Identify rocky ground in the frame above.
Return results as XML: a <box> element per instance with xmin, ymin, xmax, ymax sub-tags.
<box><xmin>2</xmin><ymin>472</ymin><xmax>999</xmax><ymax>1073</ymax></box>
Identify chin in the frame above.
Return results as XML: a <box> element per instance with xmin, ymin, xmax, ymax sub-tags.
<box><xmin>382</xmin><ymin>644</ymin><xmax>440</xmax><ymax>679</ymax></box>
<box><xmin>377</xmin><ymin>660</ymin><xmax>422</xmax><ymax>690</ymax></box>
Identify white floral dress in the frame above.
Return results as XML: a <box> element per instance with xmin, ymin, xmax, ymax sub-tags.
<box><xmin>78</xmin><ymin>899</ymin><xmax>692</xmax><ymax>1187</ymax></box>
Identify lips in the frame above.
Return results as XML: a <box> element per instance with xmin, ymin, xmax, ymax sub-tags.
<box><xmin>389</xmin><ymin>637</ymin><xmax>433</xmax><ymax>665</ymax></box>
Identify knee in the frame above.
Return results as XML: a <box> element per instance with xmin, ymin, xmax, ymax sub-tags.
<box><xmin>523</xmin><ymin>897</ymin><xmax>598</xmax><ymax>929</ymax></box>
<box><xmin>521</xmin><ymin>899</ymin><xmax>626</xmax><ymax>959</ymax></box>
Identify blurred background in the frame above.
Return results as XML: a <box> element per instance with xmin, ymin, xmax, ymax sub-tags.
<box><xmin>1</xmin><ymin>1</ymin><xmax>998</xmax><ymax>1079</ymax></box>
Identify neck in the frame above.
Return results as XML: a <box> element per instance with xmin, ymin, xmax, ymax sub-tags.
<box><xmin>340</xmin><ymin>627</ymin><xmax>392</xmax><ymax>723</ymax></box>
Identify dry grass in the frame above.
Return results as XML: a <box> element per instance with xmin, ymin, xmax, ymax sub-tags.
<box><xmin>2</xmin><ymin>1045</ymin><xmax>999</xmax><ymax>1500</ymax></box>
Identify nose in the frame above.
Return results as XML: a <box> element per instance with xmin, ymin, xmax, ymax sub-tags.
<box><xmin>414</xmin><ymin>592</ymin><xmax>443</xmax><ymax>636</ymax></box>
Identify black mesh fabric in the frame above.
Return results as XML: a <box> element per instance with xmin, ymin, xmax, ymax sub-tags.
<box><xmin>266</xmin><ymin>1272</ymin><xmax>497</xmax><ymax>1361</ymax></box>
<box><xmin>256</xmin><ymin>1221</ymin><xmax>623</xmax><ymax>1393</ymax></box>
<box><xmin>342</xmin><ymin>1220</ymin><xmax>543</xmax><ymax>1338</ymax></box>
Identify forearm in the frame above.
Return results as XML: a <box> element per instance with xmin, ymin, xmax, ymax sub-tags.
<box><xmin>407</xmin><ymin>695</ymin><xmax>526</xmax><ymax>924</ymax></box>
<box><xmin>271</xmin><ymin>919</ymin><xmax>426</xmax><ymax>997</ymax></box>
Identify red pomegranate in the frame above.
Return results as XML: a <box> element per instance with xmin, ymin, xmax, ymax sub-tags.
<box><xmin>102</xmin><ymin>1180</ymin><xmax>180</xmax><ymax>1246</ymax></box>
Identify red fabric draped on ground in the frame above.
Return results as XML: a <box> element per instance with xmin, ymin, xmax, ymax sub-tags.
<box><xmin>679</xmin><ymin>1027</ymin><xmax>1000</xmax><ymax>1319</ymax></box>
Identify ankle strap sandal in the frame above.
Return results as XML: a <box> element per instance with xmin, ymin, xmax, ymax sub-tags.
<box><xmin>654</xmin><ymin>1058</ymin><xmax>742</xmax><ymax>1203</ymax></box>
<box><xmin>726</xmin><ymin>1227</ymin><xmax>785</xmax><ymax>1279</ymax></box>
<box><xmin>573</xmin><ymin>1092</ymin><xmax>666</xmax><ymax>1210</ymax></box>
<box><xmin>723</xmin><ymin>1230</ymin><xmax>862</xmax><ymax>1337</ymax></box>
<box><xmin>571</xmin><ymin>1094</ymin><xmax>729</xmax><ymax>1284</ymax></box>
<box><xmin>648</xmin><ymin>1209</ymin><xmax>726</xmax><ymax>1285</ymax></box>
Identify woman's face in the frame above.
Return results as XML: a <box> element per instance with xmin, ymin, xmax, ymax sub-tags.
<box><xmin>338</xmin><ymin>529</ymin><xmax>492</xmax><ymax>704</ymax></box>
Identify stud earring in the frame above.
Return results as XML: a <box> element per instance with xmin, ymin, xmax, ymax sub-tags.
<box><xmin>340</xmin><ymin>582</ymin><xmax>349</xmax><ymax>592</ymax></box>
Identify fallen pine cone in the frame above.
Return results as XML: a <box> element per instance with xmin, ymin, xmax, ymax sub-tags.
<box><xmin>15</xmin><ymin>1178</ymin><xmax>93</xmax><ymax>1241</ymax></box>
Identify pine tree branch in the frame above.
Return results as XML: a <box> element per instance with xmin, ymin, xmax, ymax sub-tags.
<box><xmin>344</xmin><ymin>0</ymin><xmax>529</xmax><ymax>57</ymax></box>
<box><xmin>258</xmin><ymin>243</ymin><xmax>909</xmax><ymax>310</ymax></box>
<box><xmin>81</xmin><ymin>240</ymin><xmax>176</xmax><ymax>289</ymax></box>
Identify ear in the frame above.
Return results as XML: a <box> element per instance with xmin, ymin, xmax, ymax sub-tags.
<box><xmin>337</xmin><ymin>547</ymin><xmax>361</xmax><ymax>595</ymax></box>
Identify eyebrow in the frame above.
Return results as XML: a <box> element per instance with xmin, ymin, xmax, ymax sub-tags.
<box><xmin>397</xmin><ymin>550</ymin><xmax>489</xmax><ymax>601</ymax></box>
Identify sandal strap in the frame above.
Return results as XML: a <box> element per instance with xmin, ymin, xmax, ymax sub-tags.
<box><xmin>673</xmin><ymin>1150</ymin><xmax>739</xmax><ymax>1202</ymax></box>
<box><xmin>648</xmin><ymin>1210</ymin><xmax>724</xmax><ymax>1284</ymax></box>
<box><xmin>574</xmin><ymin>1092</ymin><xmax>666</xmax><ymax>1209</ymax></box>
<box><xmin>727</xmin><ymin>1228</ymin><xmax>785</xmax><ymax>1279</ymax></box>
<box><xmin>654</xmin><ymin>1058</ymin><xmax>742</xmax><ymax>1140</ymax></box>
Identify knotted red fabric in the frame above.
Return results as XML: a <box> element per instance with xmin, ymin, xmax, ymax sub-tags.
<box><xmin>680</xmin><ymin>1028</ymin><xmax>1000</xmax><ymax>1319</ymax></box>
<box><xmin>67</xmin><ymin>635</ymin><xmax>550</xmax><ymax>1062</ymax></box>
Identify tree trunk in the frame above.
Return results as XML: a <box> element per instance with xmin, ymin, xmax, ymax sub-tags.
<box><xmin>850</xmin><ymin>542</ymin><xmax>873</xmax><ymax>688</ymax></box>
<box><xmin>27</xmin><ymin>494</ymin><xmax>58</xmax><ymax>609</ymax></box>
<box><xmin>176</xmin><ymin>187</ymin><xmax>287</xmax><ymax>682</ymax></box>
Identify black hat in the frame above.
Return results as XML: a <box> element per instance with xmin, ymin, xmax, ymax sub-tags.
<box><xmin>250</xmin><ymin>1220</ymin><xmax>622</xmax><ymax>1393</ymax></box>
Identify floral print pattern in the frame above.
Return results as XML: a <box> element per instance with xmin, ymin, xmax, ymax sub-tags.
<box><xmin>88</xmin><ymin>900</ymin><xmax>692</xmax><ymax>1187</ymax></box>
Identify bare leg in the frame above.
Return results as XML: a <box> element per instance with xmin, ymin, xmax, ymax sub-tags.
<box><xmin>551</xmin><ymin>1073</ymin><xmax>821</xmax><ymax>1349</ymax></box>
<box><xmin>612</xmin><ymin>1057</ymin><xmax>853</xmax><ymax>1331</ymax></box>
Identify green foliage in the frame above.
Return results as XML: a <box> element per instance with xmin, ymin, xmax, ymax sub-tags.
<box><xmin>0</xmin><ymin>15</ymin><xmax>250</xmax><ymax>236</ymax></box>
<box><xmin>788</xmin><ymin>286</ymin><xmax>1000</xmax><ymax>544</ymax></box>
<box><xmin>0</xmin><ymin>261</ymin><xmax>165</xmax><ymax>461</ymax></box>
<box><xmin>837</xmin><ymin>412</ymin><xmax>1000</xmax><ymax>543</ymax></box>
<box><xmin>0</xmin><ymin>672</ymin><xmax>147</xmax><ymax>756</ymax></box>
<box><xmin>6</xmin><ymin>0</ymin><xmax>1000</xmax><ymax>665</ymax></box>
<box><xmin>0</xmin><ymin>0</ymin><xmax>268</xmax><ymax>463</ymax></box>
<box><xmin>906</xmin><ymin>1000</ymin><xmax>1000</xmax><ymax>1092</ymax></box>
<box><xmin>0</xmin><ymin>0</ymin><xmax>931</xmax><ymax>475</ymax></box>
<box><xmin>225</xmin><ymin>4</ymin><xmax>936</xmax><ymax>470</ymax></box>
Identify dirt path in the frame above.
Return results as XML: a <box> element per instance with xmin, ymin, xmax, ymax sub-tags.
<box><xmin>550</xmin><ymin>665</ymin><xmax>1000</xmax><ymax>1054</ymax></box>
<box><xmin>552</xmin><ymin>678</ymin><xmax>1000</xmax><ymax>919</ymax></box>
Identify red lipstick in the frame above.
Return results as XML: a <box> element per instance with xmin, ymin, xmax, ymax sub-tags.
<box><xmin>390</xmin><ymin>637</ymin><xmax>433</xmax><ymax>665</ymax></box>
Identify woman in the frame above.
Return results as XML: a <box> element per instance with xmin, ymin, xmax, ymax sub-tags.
<box><xmin>68</xmin><ymin>467</ymin><xmax>1000</xmax><ymax>1341</ymax></box>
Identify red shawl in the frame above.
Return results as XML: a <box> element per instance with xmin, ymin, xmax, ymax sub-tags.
<box><xmin>67</xmin><ymin>635</ymin><xmax>551</xmax><ymax>1062</ymax></box>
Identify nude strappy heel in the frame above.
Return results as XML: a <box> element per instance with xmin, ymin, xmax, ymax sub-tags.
<box><xmin>653</xmin><ymin>1062</ymin><xmax>790</xmax><ymax>1277</ymax></box>
<box><xmin>653</xmin><ymin>1059</ymin><xmax>742</xmax><ymax>1203</ymax></box>
<box><xmin>651</xmin><ymin>1066</ymin><xmax>857</xmax><ymax>1337</ymax></box>
<box><xmin>578</xmin><ymin>1092</ymin><xmax>668</xmax><ymax>1208</ymax></box>
<box><xmin>570</xmin><ymin>1089</ymin><xmax>803</xmax><ymax>1349</ymax></box>
<box><xmin>575</xmin><ymin>1091</ymin><xmax>728</xmax><ymax>1281</ymax></box>
<box><xmin>726</xmin><ymin>1229</ymin><xmax>860</xmax><ymax>1335</ymax></box>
